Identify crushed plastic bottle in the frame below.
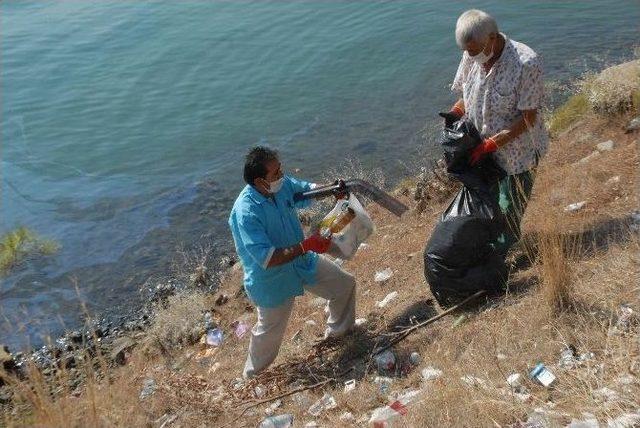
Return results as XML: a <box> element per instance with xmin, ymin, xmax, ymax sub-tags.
<box><xmin>375</xmin><ymin>350</ymin><xmax>396</xmax><ymax>373</ymax></box>
<box><xmin>307</xmin><ymin>393</ymin><xmax>337</xmax><ymax>416</ymax></box>
<box><xmin>205</xmin><ymin>328</ymin><xmax>224</xmax><ymax>346</ymax></box>
<box><xmin>258</xmin><ymin>414</ymin><xmax>294</xmax><ymax>428</ymax></box>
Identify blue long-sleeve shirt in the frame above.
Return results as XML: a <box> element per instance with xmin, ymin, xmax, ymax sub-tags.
<box><xmin>228</xmin><ymin>176</ymin><xmax>317</xmax><ymax>308</ymax></box>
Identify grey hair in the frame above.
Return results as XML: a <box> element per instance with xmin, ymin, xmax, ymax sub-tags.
<box><xmin>455</xmin><ymin>9</ymin><xmax>498</xmax><ymax>48</ymax></box>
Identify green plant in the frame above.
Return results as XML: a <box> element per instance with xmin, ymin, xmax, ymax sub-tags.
<box><xmin>548</xmin><ymin>92</ymin><xmax>590</xmax><ymax>135</ymax></box>
<box><xmin>0</xmin><ymin>226</ymin><xmax>60</xmax><ymax>275</ymax></box>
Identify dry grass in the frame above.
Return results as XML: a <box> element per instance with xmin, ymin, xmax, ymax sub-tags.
<box><xmin>143</xmin><ymin>291</ymin><xmax>212</xmax><ymax>356</ymax></box>
<box><xmin>2</xmin><ymin>62</ymin><xmax>640</xmax><ymax>427</ymax></box>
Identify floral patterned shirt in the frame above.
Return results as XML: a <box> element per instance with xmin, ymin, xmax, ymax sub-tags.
<box><xmin>451</xmin><ymin>34</ymin><xmax>549</xmax><ymax>175</ymax></box>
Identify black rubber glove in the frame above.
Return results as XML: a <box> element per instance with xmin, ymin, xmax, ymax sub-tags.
<box><xmin>439</xmin><ymin>111</ymin><xmax>461</xmax><ymax>129</ymax></box>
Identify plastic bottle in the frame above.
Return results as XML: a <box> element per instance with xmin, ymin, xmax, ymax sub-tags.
<box><xmin>321</xmin><ymin>207</ymin><xmax>356</xmax><ymax>238</ymax></box>
<box><xmin>258</xmin><ymin>414</ymin><xmax>294</xmax><ymax>428</ymax></box>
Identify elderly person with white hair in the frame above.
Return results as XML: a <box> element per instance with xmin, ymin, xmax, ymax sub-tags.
<box><xmin>441</xmin><ymin>9</ymin><xmax>549</xmax><ymax>256</ymax></box>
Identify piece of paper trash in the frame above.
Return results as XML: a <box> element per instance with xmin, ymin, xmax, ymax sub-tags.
<box><xmin>374</xmin><ymin>268</ymin><xmax>393</xmax><ymax>282</ymax></box>
<box><xmin>376</xmin><ymin>291</ymin><xmax>398</xmax><ymax>308</ymax></box>
<box><xmin>564</xmin><ymin>201</ymin><xmax>586</xmax><ymax>212</ymax></box>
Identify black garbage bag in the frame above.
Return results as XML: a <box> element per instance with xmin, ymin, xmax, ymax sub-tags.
<box><xmin>424</xmin><ymin>119</ymin><xmax>508</xmax><ymax>307</ymax></box>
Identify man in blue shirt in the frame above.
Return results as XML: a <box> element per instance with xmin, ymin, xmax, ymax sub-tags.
<box><xmin>229</xmin><ymin>146</ymin><xmax>356</xmax><ymax>378</ymax></box>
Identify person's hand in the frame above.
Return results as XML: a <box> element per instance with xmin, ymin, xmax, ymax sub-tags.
<box><xmin>301</xmin><ymin>233</ymin><xmax>332</xmax><ymax>254</ymax></box>
<box><xmin>438</xmin><ymin>105</ymin><xmax>464</xmax><ymax>128</ymax></box>
<box><xmin>470</xmin><ymin>137</ymin><xmax>498</xmax><ymax>165</ymax></box>
<box><xmin>332</xmin><ymin>179</ymin><xmax>348</xmax><ymax>200</ymax></box>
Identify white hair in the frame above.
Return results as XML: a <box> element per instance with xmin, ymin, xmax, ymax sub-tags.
<box><xmin>455</xmin><ymin>9</ymin><xmax>498</xmax><ymax>48</ymax></box>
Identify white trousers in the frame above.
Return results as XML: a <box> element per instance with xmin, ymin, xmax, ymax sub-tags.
<box><xmin>243</xmin><ymin>255</ymin><xmax>356</xmax><ymax>378</ymax></box>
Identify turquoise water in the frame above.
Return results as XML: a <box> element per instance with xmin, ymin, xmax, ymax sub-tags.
<box><xmin>2</xmin><ymin>1</ymin><xmax>639</xmax><ymax>347</ymax></box>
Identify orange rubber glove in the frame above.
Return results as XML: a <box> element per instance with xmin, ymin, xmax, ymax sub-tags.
<box><xmin>470</xmin><ymin>137</ymin><xmax>498</xmax><ymax>165</ymax></box>
<box><xmin>301</xmin><ymin>233</ymin><xmax>331</xmax><ymax>254</ymax></box>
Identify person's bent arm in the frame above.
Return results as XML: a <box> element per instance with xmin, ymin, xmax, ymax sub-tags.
<box><xmin>266</xmin><ymin>243</ymin><xmax>304</xmax><ymax>267</ymax></box>
<box><xmin>489</xmin><ymin>109</ymin><xmax>537</xmax><ymax>147</ymax></box>
<box><xmin>266</xmin><ymin>234</ymin><xmax>331</xmax><ymax>267</ymax></box>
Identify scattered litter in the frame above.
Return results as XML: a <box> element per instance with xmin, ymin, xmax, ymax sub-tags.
<box><xmin>343</xmin><ymin>379</ymin><xmax>356</xmax><ymax>394</ymax></box>
<box><xmin>496</xmin><ymin>353</ymin><xmax>507</xmax><ymax>360</ymax></box>
<box><xmin>303</xmin><ymin>422</ymin><xmax>319</xmax><ymax>428</ymax></box>
<box><xmin>308</xmin><ymin>393</ymin><xmax>337</xmax><ymax>416</ymax></box>
<box><xmin>421</xmin><ymin>366</ymin><xmax>443</xmax><ymax>381</ymax></box>
<box><xmin>291</xmin><ymin>329</ymin><xmax>302</xmax><ymax>342</ymax></box>
<box><xmin>605</xmin><ymin>176</ymin><xmax>620</xmax><ymax>185</ymax></box>
<box><xmin>506</xmin><ymin>373</ymin><xmax>522</xmax><ymax>388</ymax></box>
<box><xmin>231</xmin><ymin>378</ymin><xmax>245</xmax><ymax>390</ymax></box>
<box><xmin>374</xmin><ymin>268</ymin><xmax>394</xmax><ymax>283</ymax></box>
<box><xmin>205</xmin><ymin>328</ymin><xmax>224</xmax><ymax>346</ymax></box>
<box><xmin>264</xmin><ymin>400</ymin><xmax>283</xmax><ymax>416</ymax></box>
<box><xmin>259</xmin><ymin>414</ymin><xmax>294</xmax><ymax>428</ymax></box>
<box><xmin>358</xmin><ymin>243</ymin><xmax>370</xmax><ymax>250</ymax></box>
<box><xmin>305</xmin><ymin>320</ymin><xmax>317</xmax><ymax>327</ymax></box>
<box><xmin>340</xmin><ymin>412</ymin><xmax>355</xmax><ymax>422</ymax></box>
<box><xmin>593</xmin><ymin>387</ymin><xmax>619</xmax><ymax>402</ymax></box>
<box><xmin>375</xmin><ymin>350</ymin><xmax>396</xmax><ymax>373</ymax></box>
<box><xmin>452</xmin><ymin>314</ymin><xmax>467</xmax><ymax>328</ymax></box>
<box><xmin>409</xmin><ymin>352</ymin><xmax>421</xmax><ymax>365</ymax></box>
<box><xmin>374</xmin><ymin>376</ymin><xmax>393</xmax><ymax>395</ymax></box>
<box><xmin>614</xmin><ymin>304</ymin><xmax>635</xmax><ymax>333</ymax></box>
<box><xmin>139</xmin><ymin>378</ymin><xmax>156</xmax><ymax>400</ymax></box>
<box><xmin>514</xmin><ymin>392</ymin><xmax>531</xmax><ymax>402</ymax></box>
<box><xmin>567</xmin><ymin>413</ymin><xmax>599</xmax><ymax>428</ymax></box>
<box><xmin>254</xmin><ymin>385</ymin><xmax>267</xmax><ymax>398</ymax></box>
<box><xmin>577</xmin><ymin>151</ymin><xmax>600</xmax><ymax>164</ymax></box>
<box><xmin>615</xmin><ymin>374</ymin><xmax>635</xmax><ymax>386</ymax></box>
<box><xmin>355</xmin><ymin>318</ymin><xmax>367</xmax><ymax>327</ymax></box>
<box><xmin>530</xmin><ymin>363</ymin><xmax>556</xmax><ymax>387</ymax></box>
<box><xmin>203</xmin><ymin>311</ymin><xmax>214</xmax><ymax>330</ymax></box>
<box><xmin>558</xmin><ymin>346</ymin><xmax>579</xmax><ymax>369</ymax></box>
<box><xmin>368</xmin><ymin>390</ymin><xmax>422</xmax><ymax>427</ymax></box>
<box><xmin>207</xmin><ymin>362</ymin><xmax>221</xmax><ymax>375</ymax></box>
<box><xmin>407</xmin><ymin>252</ymin><xmax>418</xmax><ymax>259</ymax></box>
<box><xmin>607</xmin><ymin>411</ymin><xmax>640</xmax><ymax>427</ymax></box>
<box><xmin>597</xmin><ymin>140</ymin><xmax>615</xmax><ymax>151</ymax></box>
<box><xmin>376</xmin><ymin>291</ymin><xmax>398</xmax><ymax>308</ymax></box>
<box><xmin>564</xmin><ymin>201</ymin><xmax>587</xmax><ymax>212</ymax></box>
<box><xmin>231</xmin><ymin>321</ymin><xmax>250</xmax><ymax>339</ymax></box>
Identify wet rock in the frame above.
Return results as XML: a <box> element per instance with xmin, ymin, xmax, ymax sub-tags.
<box><xmin>215</xmin><ymin>294</ymin><xmax>229</xmax><ymax>306</ymax></box>
<box><xmin>110</xmin><ymin>336</ymin><xmax>136</xmax><ymax>365</ymax></box>
<box><xmin>0</xmin><ymin>345</ymin><xmax>17</xmax><ymax>385</ymax></box>
<box><xmin>68</xmin><ymin>330</ymin><xmax>84</xmax><ymax>344</ymax></box>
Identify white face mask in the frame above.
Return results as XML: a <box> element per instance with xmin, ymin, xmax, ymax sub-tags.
<box><xmin>267</xmin><ymin>177</ymin><xmax>284</xmax><ymax>194</ymax></box>
<box><xmin>470</xmin><ymin>38</ymin><xmax>493</xmax><ymax>64</ymax></box>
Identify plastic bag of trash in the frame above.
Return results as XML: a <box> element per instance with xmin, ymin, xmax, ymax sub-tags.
<box><xmin>322</xmin><ymin>193</ymin><xmax>374</xmax><ymax>259</ymax></box>
<box><xmin>424</xmin><ymin>119</ymin><xmax>508</xmax><ymax>307</ymax></box>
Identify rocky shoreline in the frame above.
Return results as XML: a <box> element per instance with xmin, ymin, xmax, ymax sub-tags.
<box><xmin>0</xmin><ymin>252</ymin><xmax>238</xmax><ymax>402</ymax></box>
